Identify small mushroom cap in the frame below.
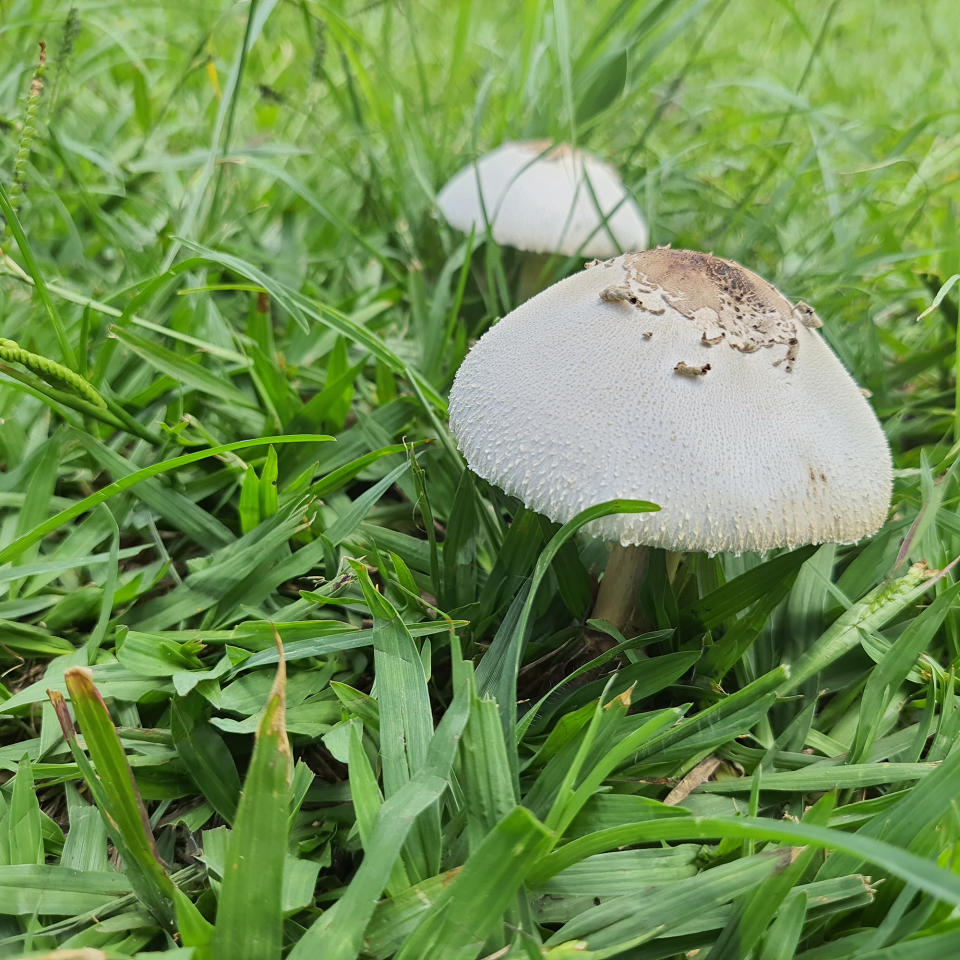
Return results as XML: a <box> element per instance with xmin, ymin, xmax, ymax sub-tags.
<box><xmin>449</xmin><ymin>248</ymin><xmax>893</xmax><ymax>554</ymax></box>
<box><xmin>437</xmin><ymin>140</ymin><xmax>648</xmax><ymax>258</ymax></box>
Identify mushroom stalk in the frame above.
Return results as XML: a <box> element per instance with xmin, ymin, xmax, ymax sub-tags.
<box><xmin>591</xmin><ymin>542</ymin><xmax>650</xmax><ymax>636</ymax></box>
<box><xmin>517</xmin><ymin>252</ymin><xmax>553</xmax><ymax>303</ymax></box>
<box><xmin>665</xmin><ymin>550</ymin><xmax>682</xmax><ymax>585</ymax></box>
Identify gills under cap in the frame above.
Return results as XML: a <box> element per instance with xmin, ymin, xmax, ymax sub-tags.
<box><xmin>437</xmin><ymin>140</ymin><xmax>648</xmax><ymax>258</ymax></box>
<box><xmin>448</xmin><ymin>248</ymin><xmax>893</xmax><ymax>554</ymax></box>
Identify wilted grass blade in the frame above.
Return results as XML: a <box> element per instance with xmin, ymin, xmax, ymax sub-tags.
<box><xmin>50</xmin><ymin>671</ymin><xmax>175</xmax><ymax>928</ymax></box>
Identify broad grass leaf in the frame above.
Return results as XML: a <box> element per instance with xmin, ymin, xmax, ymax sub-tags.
<box><xmin>362</xmin><ymin>871</ymin><xmax>458</xmax><ymax>959</ymax></box>
<box><xmin>476</xmin><ymin>498</ymin><xmax>659</xmax><ymax>740</ymax></box>
<box><xmin>545</xmin><ymin>703</ymin><xmax>680</xmax><ymax>835</ymax></box>
<box><xmin>575</xmin><ymin>48</ymin><xmax>628</xmax><ymax>124</ymax></box>
<box><xmin>6</xmin><ymin>435</ymin><xmax>60</xmax><ymax>599</ymax></box>
<box><xmin>474</xmin><ymin>508</ymin><xmax>543</xmax><ymax>631</ymax></box>
<box><xmin>53</xmin><ymin>671</ymin><xmax>176</xmax><ymax>928</ymax></box>
<box><xmin>171</xmin><ymin>695</ymin><xmax>241</xmax><ymax>824</ymax></box>
<box><xmin>440</xmin><ymin>468</ymin><xmax>479</xmax><ymax>610</ymax></box>
<box><xmin>457</xmin><ymin>690</ymin><xmax>518</xmax><ymax>848</ymax></box>
<box><xmin>60</xmin><ymin>785</ymin><xmax>108</xmax><ymax>872</ymax></box>
<box><xmin>0</xmin><ymin>863</ymin><xmax>129</xmax><ymax>915</ymax></box>
<box><xmin>3</xmin><ymin>663</ymin><xmax>162</xmax><ymax>715</ymax></box>
<box><xmin>307</xmin><ymin>442</ymin><xmax>419</xmax><ymax>500</ymax></box>
<box><xmin>566</xmin><ymin>794</ymin><xmax>689</xmax><ymax>839</ymax></box>
<box><xmin>699</xmin><ymin>763</ymin><xmax>937</xmax><ymax>794</ymax></box>
<box><xmin>525</xmin><ymin>645</ymin><xmax>697</xmax><ymax>736</ymax></box>
<box><xmin>211</xmin><ymin>649</ymin><xmax>292</xmax><ymax>960</ymax></box>
<box><xmin>856</xmin><ymin>930</ymin><xmax>960</xmax><ymax>959</ymax></box>
<box><xmin>545</xmin><ymin>852</ymin><xmax>783</xmax><ymax>952</ymax></box>
<box><xmin>173</xmin><ymin>242</ymin><xmax>447</xmax><ymax>412</ymax></box>
<box><xmin>351</xmin><ymin>559</ymin><xmax>437</xmax><ymax>880</ymax></box>
<box><xmin>816</xmin><ymin>740</ymin><xmax>960</xmax><ymax>887</ymax></box>
<box><xmin>0</xmin><ymin>182</ymin><xmax>75</xmax><ymax>368</ymax></box>
<box><xmin>323</xmin><ymin>459</ymin><xmax>411</xmax><ymax>546</ymax></box>
<box><xmin>530</xmin><ymin>814</ymin><xmax>960</xmax><ymax>908</ymax></box>
<box><xmin>351</xmin><ymin>562</ymin><xmax>432</xmax><ymax>794</ymax></box>
<box><xmin>692</xmin><ymin>545</ymin><xmax>818</xmax><ymax>628</ymax></box>
<box><xmin>393</xmin><ymin>806</ymin><xmax>554</xmax><ymax>960</ymax></box>
<box><xmin>347</xmin><ymin>718</ymin><xmax>412</xmax><ymax>895</ymax></box>
<box><xmin>850</xmin><ymin>582</ymin><xmax>960</xmax><ymax>763</ymax></box>
<box><xmin>259</xmin><ymin>445</ymin><xmax>279</xmax><ymax>519</ymax></box>
<box><xmin>128</xmin><ymin>507</ymin><xmax>303</xmax><ymax>631</ymax></box>
<box><xmin>7</xmin><ymin>756</ymin><xmax>43</xmax><ymax>866</ymax></box>
<box><xmin>287</xmin><ymin>667</ymin><xmax>472</xmax><ymax>960</ymax></box>
<box><xmin>236</xmin><ymin>619</ymin><xmax>459</xmax><ymax>672</ymax></box>
<box><xmin>532</xmin><ymin>846</ymin><xmax>699</xmax><ymax>898</ymax></box>
<box><xmin>621</xmin><ymin>667</ymin><xmax>788</xmax><ymax>775</ymax></box>
<box><xmin>759</xmin><ymin>890</ymin><xmax>807</xmax><ymax>960</ymax></box>
<box><xmin>116</xmin><ymin>631</ymin><xmax>205</xmax><ymax>677</ymax></box>
<box><xmin>705</xmin><ymin>792</ymin><xmax>834</xmax><ymax>960</ymax></box>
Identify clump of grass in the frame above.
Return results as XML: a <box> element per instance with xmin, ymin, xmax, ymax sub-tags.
<box><xmin>0</xmin><ymin>1</ymin><xmax>959</xmax><ymax>958</ymax></box>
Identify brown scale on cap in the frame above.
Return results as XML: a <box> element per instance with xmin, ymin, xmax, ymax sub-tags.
<box><xmin>605</xmin><ymin>247</ymin><xmax>817</xmax><ymax>372</ymax></box>
<box><xmin>674</xmin><ymin>361</ymin><xmax>711</xmax><ymax>377</ymax></box>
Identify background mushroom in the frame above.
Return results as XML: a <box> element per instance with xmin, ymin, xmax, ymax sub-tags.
<box><xmin>449</xmin><ymin>247</ymin><xmax>893</xmax><ymax>637</ymax></box>
<box><xmin>437</xmin><ymin>140</ymin><xmax>648</xmax><ymax>299</ymax></box>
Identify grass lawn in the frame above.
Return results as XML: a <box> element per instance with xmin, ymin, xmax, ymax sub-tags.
<box><xmin>1</xmin><ymin>0</ymin><xmax>959</xmax><ymax>957</ymax></box>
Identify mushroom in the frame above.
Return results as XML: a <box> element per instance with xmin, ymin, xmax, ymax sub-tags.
<box><xmin>448</xmin><ymin>247</ymin><xmax>893</xmax><ymax>637</ymax></box>
<box><xmin>437</xmin><ymin>140</ymin><xmax>648</xmax><ymax>299</ymax></box>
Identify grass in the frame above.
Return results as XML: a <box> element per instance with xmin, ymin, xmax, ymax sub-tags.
<box><xmin>0</xmin><ymin>0</ymin><xmax>959</xmax><ymax>957</ymax></box>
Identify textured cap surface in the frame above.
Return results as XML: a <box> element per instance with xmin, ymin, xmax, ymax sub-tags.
<box><xmin>437</xmin><ymin>141</ymin><xmax>648</xmax><ymax>258</ymax></box>
<box><xmin>448</xmin><ymin>248</ymin><xmax>893</xmax><ymax>553</ymax></box>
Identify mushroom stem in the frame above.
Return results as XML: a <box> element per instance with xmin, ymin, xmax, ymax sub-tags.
<box><xmin>591</xmin><ymin>542</ymin><xmax>650</xmax><ymax>637</ymax></box>
<box><xmin>665</xmin><ymin>550</ymin><xmax>682</xmax><ymax>585</ymax></box>
<box><xmin>517</xmin><ymin>252</ymin><xmax>553</xmax><ymax>302</ymax></box>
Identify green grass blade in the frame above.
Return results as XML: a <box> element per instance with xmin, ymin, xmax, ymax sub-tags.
<box><xmin>529</xmin><ymin>814</ymin><xmax>960</xmax><ymax>907</ymax></box>
<box><xmin>457</xmin><ymin>690</ymin><xmax>519</xmax><ymax>846</ymax></box>
<box><xmin>0</xmin><ymin>434</ymin><xmax>331</xmax><ymax>564</ymax></box>
<box><xmin>817</xmin><ymin>737</ymin><xmax>960</xmax><ymax>883</ymax></box>
<box><xmin>8</xmin><ymin>756</ymin><xmax>43</xmax><ymax>866</ymax></box>
<box><xmin>287</xmin><ymin>665</ymin><xmax>472</xmax><ymax>960</ymax></box>
<box><xmin>171</xmin><ymin>695</ymin><xmax>242</xmax><ymax>825</ymax></box>
<box><xmin>850</xmin><ymin>582</ymin><xmax>960</xmax><ymax>763</ymax></box>
<box><xmin>351</xmin><ymin>558</ymin><xmax>437</xmax><ymax>880</ymax></box>
<box><xmin>394</xmin><ymin>806</ymin><xmax>554</xmax><ymax>960</ymax></box>
<box><xmin>0</xmin><ymin>864</ymin><xmax>129</xmax><ymax>916</ymax></box>
<box><xmin>109</xmin><ymin>324</ymin><xmax>255</xmax><ymax>407</ymax></box>
<box><xmin>475</xmin><ymin>498</ymin><xmax>660</xmax><ymax>737</ymax></box>
<box><xmin>173</xmin><ymin>241</ymin><xmax>447</xmax><ymax>411</ymax></box>
<box><xmin>0</xmin><ymin>181</ymin><xmax>77</xmax><ymax>369</ymax></box>
<box><xmin>758</xmin><ymin>890</ymin><xmax>807</xmax><ymax>960</ymax></box>
<box><xmin>211</xmin><ymin>640</ymin><xmax>292</xmax><ymax>960</ymax></box>
<box><xmin>545</xmin><ymin>853</ymin><xmax>784</xmax><ymax>954</ymax></box>
<box><xmin>785</xmin><ymin>562</ymin><xmax>954</xmax><ymax>691</ymax></box>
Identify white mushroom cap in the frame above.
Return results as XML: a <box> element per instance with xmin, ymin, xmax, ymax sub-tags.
<box><xmin>449</xmin><ymin>248</ymin><xmax>892</xmax><ymax>554</ymax></box>
<box><xmin>437</xmin><ymin>141</ymin><xmax>648</xmax><ymax>258</ymax></box>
